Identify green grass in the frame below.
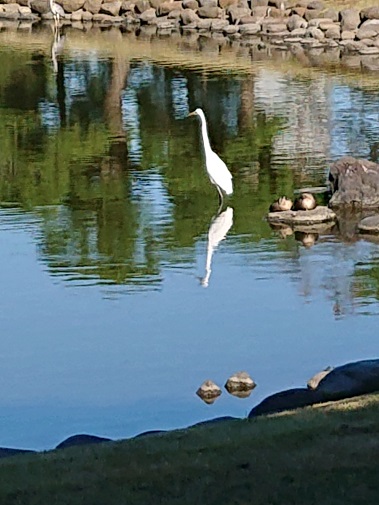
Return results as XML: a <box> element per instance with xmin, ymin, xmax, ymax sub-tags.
<box><xmin>0</xmin><ymin>394</ymin><xmax>379</xmax><ymax>504</ymax></box>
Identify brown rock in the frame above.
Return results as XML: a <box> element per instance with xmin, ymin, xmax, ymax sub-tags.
<box><xmin>356</xmin><ymin>27</ymin><xmax>377</xmax><ymax>40</ymax></box>
<box><xmin>82</xmin><ymin>9</ymin><xmax>93</xmax><ymax>18</ymax></box>
<box><xmin>265</xmin><ymin>22</ymin><xmax>287</xmax><ymax>32</ymax></box>
<box><xmin>157</xmin><ymin>0</ymin><xmax>182</xmax><ymax>15</ymax></box>
<box><xmin>341</xmin><ymin>30</ymin><xmax>355</xmax><ymax>40</ymax></box>
<box><xmin>361</xmin><ymin>7</ymin><xmax>379</xmax><ymax>21</ymax></box>
<box><xmin>291</xmin><ymin>6</ymin><xmax>305</xmax><ymax>17</ymax></box>
<box><xmin>139</xmin><ymin>6</ymin><xmax>157</xmax><ymax>21</ymax></box>
<box><xmin>135</xmin><ymin>0</ymin><xmax>150</xmax><ymax>12</ymax></box>
<box><xmin>182</xmin><ymin>0</ymin><xmax>198</xmax><ymax>9</ymax></box>
<box><xmin>227</xmin><ymin>5</ymin><xmax>250</xmax><ymax>23</ymax></box>
<box><xmin>30</xmin><ymin>0</ymin><xmax>50</xmax><ymax>14</ymax></box>
<box><xmin>307</xmin><ymin>0</ymin><xmax>323</xmax><ymax>9</ymax></box>
<box><xmin>324</xmin><ymin>25</ymin><xmax>339</xmax><ymax>39</ymax></box>
<box><xmin>61</xmin><ymin>0</ymin><xmax>85</xmax><ymax>13</ymax></box>
<box><xmin>71</xmin><ymin>7</ymin><xmax>84</xmax><ymax>18</ymax></box>
<box><xmin>101</xmin><ymin>0</ymin><xmax>122</xmax><ymax>15</ymax></box>
<box><xmin>198</xmin><ymin>5</ymin><xmax>220</xmax><ymax>18</ymax></box>
<box><xmin>84</xmin><ymin>0</ymin><xmax>102</xmax><ymax>13</ymax></box>
<box><xmin>219</xmin><ymin>0</ymin><xmax>237</xmax><ymax>8</ymax></box>
<box><xmin>323</xmin><ymin>8</ymin><xmax>337</xmax><ymax>22</ymax></box>
<box><xmin>304</xmin><ymin>9</ymin><xmax>322</xmax><ymax>21</ymax></box>
<box><xmin>340</xmin><ymin>8</ymin><xmax>360</xmax><ymax>31</ymax></box>
<box><xmin>239</xmin><ymin>22</ymin><xmax>260</xmax><ymax>34</ymax></box>
<box><xmin>181</xmin><ymin>7</ymin><xmax>198</xmax><ymax>24</ymax></box>
<box><xmin>120</xmin><ymin>0</ymin><xmax>135</xmax><ymax>12</ymax></box>
<box><xmin>268</xmin><ymin>206</ymin><xmax>336</xmax><ymax>225</ymax></box>
<box><xmin>196</xmin><ymin>380</ymin><xmax>222</xmax><ymax>402</ymax></box>
<box><xmin>167</xmin><ymin>8</ymin><xmax>181</xmax><ymax>18</ymax></box>
<box><xmin>150</xmin><ymin>0</ymin><xmax>166</xmax><ymax>7</ymax></box>
<box><xmin>287</xmin><ymin>14</ymin><xmax>307</xmax><ymax>30</ymax></box>
<box><xmin>225</xmin><ymin>371</ymin><xmax>256</xmax><ymax>393</ymax></box>
<box><xmin>306</xmin><ymin>26</ymin><xmax>324</xmax><ymax>39</ymax></box>
<box><xmin>211</xmin><ymin>18</ymin><xmax>228</xmax><ymax>30</ymax></box>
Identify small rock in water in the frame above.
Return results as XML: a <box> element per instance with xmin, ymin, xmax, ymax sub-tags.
<box><xmin>225</xmin><ymin>371</ymin><xmax>256</xmax><ymax>394</ymax></box>
<box><xmin>196</xmin><ymin>380</ymin><xmax>222</xmax><ymax>404</ymax></box>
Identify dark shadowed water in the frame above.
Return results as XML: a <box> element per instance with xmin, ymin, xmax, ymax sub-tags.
<box><xmin>0</xmin><ymin>26</ymin><xmax>379</xmax><ymax>450</ymax></box>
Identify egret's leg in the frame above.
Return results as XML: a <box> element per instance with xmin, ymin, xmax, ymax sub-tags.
<box><xmin>216</xmin><ymin>185</ymin><xmax>224</xmax><ymax>214</ymax></box>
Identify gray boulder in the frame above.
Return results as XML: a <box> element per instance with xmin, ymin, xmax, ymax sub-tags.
<box><xmin>198</xmin><ymin>5</ymin><xmax>220</xmax><ymax>18</ymax></box>
<box><xmin>248</xmin><ymin>388</ymin><xmax>323</xmax><ymax>417</ymax></box>
<box><xmin>248</xmin><ymin>359</ymin><xmax>379</xmax><ymax>418</ymax></box>
<box><xmin>101</xmin><ymin>0</ymin><xmax>122</xmax><ymax>15</ymax></box>
<box><xmin>84</xmin><ymin>0</ymin><xmax>102</xmax><ymax>14</ymax></box>
<box><xmin>267</xmin><ymin>206</ymin><xmax>336</xmax><ymax>225</ymax></box>
<box><xmin>316</xmin><ymin>360</ymin><xmax>379</xmax><ymax>400</ymax></box>
<box><xmin>340</xmin><ymin>8</ymin><xmax>360</xmax><ymax>31</ymax></box>
<box><xmin>358</xmin><ymin>215</ymin><xmax>379</xmax><ymax>234</ymax></box>
<box><xmin>361</xmin><ymin>7</ymin><xmax>379</xmax><ymax>21</ymax></box>
<box><xmin>329</xmin><ymin>156</ymin><xmax>379</xmax><ymax>208</ymax></box>
<box><xmin>61</xmin><ymin>0</ymin><xmax>85</xmax><ymax>13</ymax></box>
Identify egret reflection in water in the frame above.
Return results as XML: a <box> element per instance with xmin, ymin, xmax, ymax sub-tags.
<box><xmin>51</xmin><ymin>28</ymin><xmax>65</xmax><ymax>74</ymax></box>
<box><xmin>200</xmin><ymin>206</ymin><xmax>234</xmax><ymax>287</ymax></box>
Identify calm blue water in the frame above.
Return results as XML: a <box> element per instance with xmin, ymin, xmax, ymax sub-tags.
<box><xmin>0</xmin><ymin>27</ymin><xmax>378</xmax><ymax>450</ymax></box>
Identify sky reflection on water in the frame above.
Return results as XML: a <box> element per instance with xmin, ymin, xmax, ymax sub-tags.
<box><xmin>0</xmin><ymin>29</ymin><xmax>378</xmax><ymax>449</ymax></box>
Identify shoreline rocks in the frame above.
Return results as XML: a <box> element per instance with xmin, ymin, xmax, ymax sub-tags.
<box><xmin>248</xmin><ymin>358</ymin><xmax>379</xmax><ymax>418</ymax></box>
<box><xmin>1</xmin><ymin>358</ymin><xmax>378</xmax><ymax>459</ymax></box>
<box><xmin>0</xmin><ymin>0</ymin><xmax>379</xmax><ymax>53</ymax></box>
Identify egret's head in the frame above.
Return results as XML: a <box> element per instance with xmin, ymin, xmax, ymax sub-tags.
<box><xmin>188</xmin><ymin>108</ymin><xmax>203</xmax><ymax>117</ymax></box>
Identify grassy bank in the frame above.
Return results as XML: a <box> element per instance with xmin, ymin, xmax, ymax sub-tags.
<box><xmin>0</xmin><ymin>394</ymin><xmax>378</xmax><ymax>504</ymax></box>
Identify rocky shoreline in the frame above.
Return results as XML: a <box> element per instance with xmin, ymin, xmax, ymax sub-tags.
<box><xmin>1</xmin><ymin>358</ymin><xmax>378</xmax><ymax>458</ymax></box>
<box><xmin>1</xmin><ymin>0</ymin><xmax>379</xmax><ymax>55</ymax></box>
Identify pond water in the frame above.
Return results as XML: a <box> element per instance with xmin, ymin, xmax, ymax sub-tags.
<box><xmin>0</xmin><ymin>26</ymin><xmax>379</xmax><ymax>450</ymax></box>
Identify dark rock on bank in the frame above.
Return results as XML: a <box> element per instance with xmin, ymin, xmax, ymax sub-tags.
<box><xmin>248</xmin><ymin>388</ymin><xmax>323</xmax><ymax>417</ymax></box>
<box><xmin>316</xmin><ymin>359</ymin><xmax>379</xmax><ymax>400</ymax></box>
<box><xmin>55</xmin><ymin>433</ymin><xmax>112</xmax><ymax>449</ymax></box>
<box><xmin>248</xmin><ymin>359</ymin><xmax>379</xmax><ymax>418</ymax></box>
<box><xmin>0</xmin><ymin>447</ymin><xmax>35</xmax><ymax>459</ymax></box>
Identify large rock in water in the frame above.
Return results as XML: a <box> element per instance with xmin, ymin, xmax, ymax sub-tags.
<box><xmin>267</xmin><ymin>206</ymin><xmax>336</xmax><ymax>225</ymax></box>
<box><xmin>329</xmin><ymin>156</ymin><xmax>379</xmax><ymax>208</ymax></box>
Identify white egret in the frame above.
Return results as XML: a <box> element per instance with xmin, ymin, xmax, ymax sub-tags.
<box><xmin>49</xmin><ymin>0</ymin><xmax>65</xmax><ymax>27</ymax></box>
<box><xmin>189</xmin><ymin>108</ymin><xmax>233</xmax><ymax>206</ymax></box>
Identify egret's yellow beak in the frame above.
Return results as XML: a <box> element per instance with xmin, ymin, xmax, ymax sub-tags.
<box><xmin>188</xmin><ymin>111</ymin><xmax>196</xmax><ymax>117</ymax></box>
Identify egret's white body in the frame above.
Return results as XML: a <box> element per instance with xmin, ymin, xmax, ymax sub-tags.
<box><xmin>49</xmin><ymin>0</ymin><xmax>65</xmax><ymax>26</ymax></box>
<box><xmin>189</xmin><ymin>108</ymin><xmax>233</xmax><ymax>203</ymax></box>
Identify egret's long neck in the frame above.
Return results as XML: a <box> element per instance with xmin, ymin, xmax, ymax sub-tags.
<box><xmin>49</xmin><ymin>0</ymin><xmax>54</xmax><ymax>10</ymax></box>
<box><xmin>198</xmin><ymin>112</ymin><xmax>212</xmax><ymax>155</ymax></box>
